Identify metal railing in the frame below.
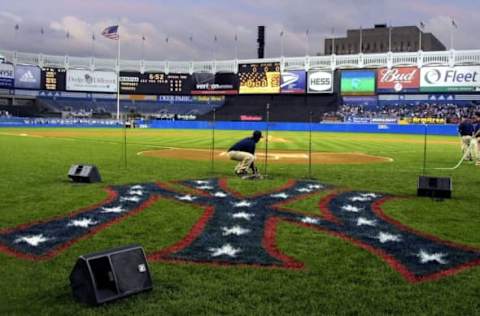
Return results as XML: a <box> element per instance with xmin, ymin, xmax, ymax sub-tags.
<box><xmin>2</xmin><ymin>49</ymin><xmax>480</xmax><ymax>73</ymax></box>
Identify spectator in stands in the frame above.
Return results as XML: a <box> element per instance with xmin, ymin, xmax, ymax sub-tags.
<box><xmin>458</xmin><ymin>116</ymin><xmax>475</xmax><ymax>161</ymax></box>
<box><xmin>324</xmin><ymin>103</ymin><xmax>480</xmax><ymax>124</ymax></box>
<box><xmin>227</xmin><ymin>130</ymin><xmax>262</xmax><ymax>176</ymax></box>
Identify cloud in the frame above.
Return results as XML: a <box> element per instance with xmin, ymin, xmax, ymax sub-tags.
<box><xmin>1</xmin><ymin>0</ymin><xmax>479</xmax><ymax>63</ymax></box>
<box><xmin>0</xmin><ymin>11</ymin><xmax>22</xmax><ymax>24</ymax></box>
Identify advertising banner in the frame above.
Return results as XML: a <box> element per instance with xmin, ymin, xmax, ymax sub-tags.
<box><xmin>377</xmin><ymin>67</ymin><xmax>420</xmax><ymax>93</ymax></box>
<box><xmin>341</xmin><ymin>70</ymin><xmax>376</xmax><ymax>96</ymax></box>
<box><xmin>280</xmin><ymin>70</ymin><xmax>306</xmax><ymax>94</ymax></box>
<box><xmin>420</xmin><ymin>66</ymin><xmax>480</xmax><ymax>92</ymax></box>
<box><xmin>67</xmin><ymin>70</ymin><xmax>117</xmax><ymax>92</ymax></box>
<box><xmin>342</xmin><ymin>96</ymin><xmax>378</xmax><ymax>107</ymax></box>
<box><xmin>240</xmin><ymin>115</ymin><xmax>263</xmax><ymax>121</ymax></box>
<box><xmin>41</xmin><ymin>68</ymin><xmax>67</xmax><ymax>91</ymax></box>
<box><xmin>238</xmin><ymin>62</ymin><xmax>280</xmax><ymax>94</ymax></box>
<box><xmin>307</xmin><ymin>70</ymin><xmax>333</xmax><ymax>94</ymax></box>
<box><xmin>120</xmin><ymin>72</ymin><xmax>192</xmax><ymax>95</ymax></box>
<box><xmin>0</xmin><ymin>63</ymin><xmax>14</xmax><ymax>88</ymax></box>
<box><xmin>191</xmin><ymin>72</ymin><xmax>238</xmax><ymax>95</ymax></box>
<box><xmin>192</xmin><ymin>95</ymin><xmax>225</xmax><ymax>104</ymax></box>
<box><xmin>14</xmin><ymin>65</ymin><xmax>41</xmax><ymax>89</ymax></box>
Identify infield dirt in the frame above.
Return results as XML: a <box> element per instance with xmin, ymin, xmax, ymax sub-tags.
<box><xmin>139</xmin><ymin>148</ymin><xmax>393</xmax><ymax>164</ymax></box>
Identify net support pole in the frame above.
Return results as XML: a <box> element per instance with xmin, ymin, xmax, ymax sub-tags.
<box><xmin>117</xmin><ymin>31</ymin><xmax>127</xmax><ymax>169</ymax></box>
<box><xmin>263</xmin><ymin>103</ymin><xmax>270</xmax><ymax>177</ymax></box>
<box><xmin>422</xmin><ymin>124</ymin><xmax>427</xmax><ymax>175</ymax></box>
<box><xmin>210</xmin><ymin>105</ymin><xmax>216</xmax><ymax>175</ymax></box>
<box><xmin>308</xmin><ymin>111</ymin><xmax>313</xmax><ymax>179</ymax></box>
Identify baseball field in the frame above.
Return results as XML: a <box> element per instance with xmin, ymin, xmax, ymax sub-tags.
<box><xmin>0</xmin><ymin>127</ymin><xmax>479</xmax><ymax>315</ymax></box>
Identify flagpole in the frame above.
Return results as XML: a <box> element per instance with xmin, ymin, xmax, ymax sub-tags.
<box><xmin>419</xmin><ymin>26</ymin><xmax>423</xmax><ymax>51</ymax></box>
<box><xmin>331</xmin><ymin>28</ymin><xmax>335</xmax><ymax>55</ymax></box>
<box><xmin>450</xmin><ymin>27</ymin><xmax>453</xmax><ymax>50</ymax></box>
<box><xmin>450</xmin><ymin>18</ymin><xmax>456</xmax><ymax>50</ymax></box>
<box><xmin>305</xmin><ymin>29</ymin><xmax>309</xmax><ymax>56</ymax></box>
<box><xmin>14</xmin><ymin>24</ymin><xmax>19</xmax><ymax>51</ymax></box>
<box><xmin>92</xmin><ymin>33</ymin><xmax>95</xmax><ymax>58</ymax></box>
<box><xmin>388</xmin><ymin>24</ymin><xmax>392</xmax><ymax>52</ymax></box>
<box><xmin>359</xmin><ymin>27</ymin><xmax>363</xmax><ymax>53</ymax></box>
<box><xmin>117</xmin><ymin>33</ymin><xmax>121</xmax><ymax>120</ymax></box>
<box><xmin>280</xmin><ymin>31</ymin><xmax>284</xmax><ymax>57</ymax></box>
<box><xmin>234</xmin><ymin>34</ymin><xmax>238</xmax><ymax>60</ymax></box>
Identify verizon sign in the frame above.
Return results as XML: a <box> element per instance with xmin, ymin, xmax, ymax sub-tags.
<box><xmin>420</xmin><ymin>66</ymin><xmax>480</xmax><ymax>92</ymax></box>
<box><xmin>67</xmin><ymin>70</ymin><xmax>117</xmax><ymax>92</ymax></box>
<box><xmin>377</xmin><ymin>67</ymin><xmax>420</xmax><ymax>93</ymax></box>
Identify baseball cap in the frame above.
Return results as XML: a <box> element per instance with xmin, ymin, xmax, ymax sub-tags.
<box><xmin>253</xmin><ymin>130</ymin><xmax>263</xmax><ymax>139</ymax></box>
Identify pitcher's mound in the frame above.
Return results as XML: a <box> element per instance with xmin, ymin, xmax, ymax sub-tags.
<box><xmin>139</xmin><ymin>148</ymin><xmax>392</xmax><ymax>165</ymax></box>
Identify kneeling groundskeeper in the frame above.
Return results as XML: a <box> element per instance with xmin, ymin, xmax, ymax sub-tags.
<box><xmin>227</xmin><ymin>130</ymin><xmax>263</xmax><ymax>176</ymax></box>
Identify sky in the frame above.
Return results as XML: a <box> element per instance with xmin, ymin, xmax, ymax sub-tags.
<box><xmin>0</xmin><ymin>0</ymin><xmax>478</xmax><ymax>61</ymax></box>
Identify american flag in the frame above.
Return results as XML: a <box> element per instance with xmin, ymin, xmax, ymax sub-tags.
<box><xmin>451</xmin><ymin>19</ymin><xmax>458</xmax><ymax>28</ymax></box>
<box><xmin>101</xmin><ymin>25</ymin><xmax>119</xmax><ymax>40</ymax></box>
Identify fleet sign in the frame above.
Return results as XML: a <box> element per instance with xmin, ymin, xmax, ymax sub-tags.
<box><xmin>420</xmin><ymin>66</ymin><xmax>480</xmax><ymax>92</ymax></box>
<box><xmin>377</xmin><ymin>67</ymin><xmax>420</xmax><ymax>93</ymax></box>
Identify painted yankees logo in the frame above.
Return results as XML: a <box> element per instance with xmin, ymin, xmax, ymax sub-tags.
<box><xmin>0</xmin><ymin>178</ymin><xmax>479</xmax><ymax>283</ymax></box>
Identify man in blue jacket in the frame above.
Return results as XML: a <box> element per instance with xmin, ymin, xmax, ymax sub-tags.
<box><xmin>474</xmin><ymin>112</ymin><xmax>480</xmax><ymax>166</ymax></box>
<box><xmin>458</xmin><ymin>116</ymin><xmax>475</xmax><ymax>161</ymax></box>
<box><xmin>228</xmin><ymin>130</ymin><xmax>263</xmax><ymax>176</ymax></box>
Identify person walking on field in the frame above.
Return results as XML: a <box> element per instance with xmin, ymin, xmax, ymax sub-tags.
<box><xmin>458</xmin><ymin>116</ymin><xmax>475</xmax><ymax>161</ymax></box>
<box><xmin>227</xmin><ymin>130</ymin><xmax>263</xmax><ymax>176</ymax></box>
<box><xmin>474</xmin><ymin>112</ymin><xmax>480</xmax><ymax>166</ymax></box>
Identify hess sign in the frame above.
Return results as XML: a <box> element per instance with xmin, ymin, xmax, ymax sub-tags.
<box><xmin>308</xmin><ymin>71</ymin><xmax>333</xmax><ymax>93</ymax></box>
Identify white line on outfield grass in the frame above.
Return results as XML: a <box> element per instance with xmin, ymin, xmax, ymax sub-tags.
<box><xmin>0</xmin><ymin>132</ymin><xmax>44</xmax><ymax>138</ymax></box>
<box><xmin>0</xmin><ymin>132</ymin><xmax>124</xmax><ymax>144</ymax></box>
<box><xmin>137</xmin><ymin>147</ymin><xmax>207</xmax><ymax>156</ymax></box>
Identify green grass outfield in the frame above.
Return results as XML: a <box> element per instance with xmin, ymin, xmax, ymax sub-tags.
<box><xmin>0</xmin><ymin>127</ymin><xmax>479</xmax><ymax>315</ymax></box>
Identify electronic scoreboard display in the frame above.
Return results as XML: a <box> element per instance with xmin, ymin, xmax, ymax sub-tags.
<box><xmin>41</xmin><ymin>68</ymin><xmax>66</xmax><ymax>91</ymax></box>
<box><xmin>120</xmin><ymin>72</ymin><xmax>192</xmax><ymax>95</ymax></box>
<box><xmin>238</xmin><ymin>62</ymin><xmax>280</xmax><ymax>94</ymax></box>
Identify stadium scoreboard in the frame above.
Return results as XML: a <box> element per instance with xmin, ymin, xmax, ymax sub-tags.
<box><xmin>120</xmin><ymin>72</ymin><xmax>192</xmax><ymax>94</ymax></box>
<box><xmin>41</xmin><ymin>68</ymin><xmax>66</xmax><ymax>91</ymax></box>
<box><xmin>238</xmin><ymin>62</ymin><xmax>280</xmax><ymax>94</ymax></box>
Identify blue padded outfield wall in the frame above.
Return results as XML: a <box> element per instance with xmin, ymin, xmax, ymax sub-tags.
<box><xmin>0</xmin><ymin>117</ymin><xmax>458</xmax><ymax>136</ymax></box>
<box><xmin>148</xmin><ymin>120</ymin><xmax>458</xmax><ymax>136</ymax></box>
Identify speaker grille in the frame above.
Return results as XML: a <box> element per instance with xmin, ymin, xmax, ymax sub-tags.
<box><xmin>110</xmin><ymin>249</ymin><xmax>152</xmax><ymax>294</ymax></box>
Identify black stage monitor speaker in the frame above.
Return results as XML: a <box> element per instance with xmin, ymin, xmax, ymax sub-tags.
<box><xmin>68</xmin><ymin>164</ymin><xmax>101</xmax><ymax>183</ymax></box>
<box><xmin>69</xmin><ymin>244</ymin><xmax>153</xmax><ymax>306</ymax></box>
<box><xmin>417</xmin><ymin>176</ymin><xmax>452</xmax><ymax>199</ymax></box>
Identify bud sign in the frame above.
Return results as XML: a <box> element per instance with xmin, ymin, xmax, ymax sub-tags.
<box><xmin>377</xmin><ymin>67</ymin><xmax>420</xmax><ymax>93</ymax></box>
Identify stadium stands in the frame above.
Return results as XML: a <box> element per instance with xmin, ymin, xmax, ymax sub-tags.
<box><xmin>326</xmin><ymin>103</ymin><xmax>480</xmax><ymax>123</ymax></box>
<box><xmin>201</xmin><ymin>94</ymin><xmax>340</xmax><ymax>122</ymax></box>
<box><xmin>36</xmin><ymin>97</ymin><xmax>224</xmax><ymax>118</ymax></box>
